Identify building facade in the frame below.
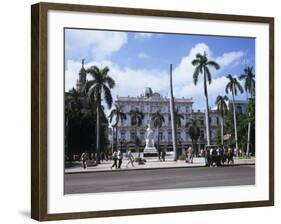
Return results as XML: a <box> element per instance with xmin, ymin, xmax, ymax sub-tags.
<box><xmin>113</xmin><ymin>88</ymin><xmax>221</xmax><ymax>151</ymax></box>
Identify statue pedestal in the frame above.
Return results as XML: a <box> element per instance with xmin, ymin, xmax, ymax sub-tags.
<box><xmin>143</xmin><ymin>146</ymin><xmax>158</xmax><ymax>157</ymax></box>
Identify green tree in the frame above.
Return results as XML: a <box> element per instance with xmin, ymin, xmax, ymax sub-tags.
<box><xmin>239</xmin><ymin>66</ymin><xmax>255</xmax><ymax>156</ymax></box>
<box><xmin>225</xmin><ymin>74</ymin><xmax>244</xmax><ymax>151</ymax></box>
<box><xmin>129</xmin><ymin>108</ymin><xmax>144</xmax><ymax>157</ymax></box>
<box><xmin>191</xmin><ymin>52</ymin><xmax>220</xmax><ymax>146</ymax></box>
<box><xmin>215</xmin><ymin>95</ymin><xmax>229</xmax><ymax>146</ymax></box>
<box><xmin>151</xmin><ymin>110</ymin><xmax>165</xmax><ymax>153</ymax></box>
<box><xmin>108</xmin><ymin>104</ymin><xmax>127</xmax><ymax>152</ymax></box>
<box><xmin>174</xmin><ymin>108</ymin><xmax>184</xmax><ymax>129</ymax></box>
<box><xmin>170</xmin><ymin>108</ymin><xmax>184</xmax><ymax>156</ymax></box>
<box><xmin>65</xmin><ymin>88</ymin><xmax>82</xmax><ymax>162</ymax></box>
<box><xmin>187</xmin><ymin>119</ymin><xmax>200</xmax><ymax>156</ymax></box>
<box><xmin>86</xmin><ymin>65</ymin><xmax>115</xmax><ymax>163</ymax></box>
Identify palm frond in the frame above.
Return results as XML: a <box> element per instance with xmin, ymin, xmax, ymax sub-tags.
<box><xmin>102</xmin><ymin>85</ymin><xmax>113</xmax><ymax>108</ymax></box>
<box><xmin>206</xmin><ymin>60</ymin><xmax>220</xmax><ymax>70</ymax></box>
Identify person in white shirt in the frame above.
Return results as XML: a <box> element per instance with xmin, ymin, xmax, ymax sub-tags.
<box><xmin>117</xmin><ymin>150</ymin><xmax>123</xmax><ymax>168</ymax></box>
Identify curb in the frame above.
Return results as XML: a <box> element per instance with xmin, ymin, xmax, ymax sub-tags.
<box><xmin>65</xmin><ymin>162</ymin><xmax>255</xmax><ymax>174</ymax></box>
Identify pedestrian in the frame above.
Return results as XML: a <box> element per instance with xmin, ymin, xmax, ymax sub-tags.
<box><xmin>158</xmin><ymin>148</ymin><xmax>162</xmax><ymax>161</ymax></box>
<box><xmin>204</xmin><ymin>148</ymin><xmax>209</xmax><ymax>166</ymax></box>
<box><xmin>105</xmin><ymin>149</ymin><xmax>109</xmax><ymax>161</ymax></box>
<box><xmin>126</xmin><ymin>150</ymin><xmax>135</xmax><ymax>168</ymax></box>
<box><xmin>227</xmin><ymin>147</ymin><xmax>234</xmax><ymax>164</ymax></box>
<box><xmin>185</xmin><ymin>148</ymin><xmax>189</xmax><ymax>163</ymax></box>
<box><xmin>111</xmin><ymin>150</ymin><xmax>118</xmax><ymax>169</ymax></box>
<box><xmin>199</xmin><ymin>148</ymin><xmax>204</xmax><ymax>157</ymax></box>
<box><xmin>117</xmin><ymin>150</ymin><xmax>123</xmax><ymax>168</ymax></box>
<box><xmin>187</xmin><ymin>146</ymin><xmax>193</xmax><ymax>164</ymax></box>
<box><xmin>161</xmin><ymin>149</ymin><xmax>166</xmax><ymax>162</ymax></box>
<box><xmin>81</xmin><ymin>152</ymin><xmax>87</xmax><ymax>169</ymax></box>
<box><xmin>100</xmin><ymin>151</ymin><xmax>104</xmax><ymax>162</ymax></box>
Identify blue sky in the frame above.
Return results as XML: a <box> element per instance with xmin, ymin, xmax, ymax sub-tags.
<box><xmin>65</xmin><ymin>28</ymin><xmax>255</xmax><ymax>110</ymax></box>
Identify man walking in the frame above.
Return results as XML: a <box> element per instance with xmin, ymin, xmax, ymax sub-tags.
<box><xmin>81</xmin><ymin>152</ymin><xmax>87</xmax><ymax>169</ymax></box>
<box><xmin>126</xmin><ymin>150</ymin><xmax>135</xmax><ymax>168</ymax></box>
<box><xmin>161</xmin><ymin>149</ymin><xmax>166</xmax><ymax>162</ymax></box>
<box><xmin>111</xmin><ymin>150</ymin><xmax>118</xmax><ymax>169</ymax></box>
<box><xmin>117</xmin><ymin>150</ymin><xmax>123</xmax><ymax>169</ymax></box>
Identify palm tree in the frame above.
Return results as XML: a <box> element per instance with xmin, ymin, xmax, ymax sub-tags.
<box><xmin>170</xmin><ymin>108</ymin><xmax>184</xmax><ymax>156</ymax></box>
<box><xmin>174</xmin><ymin>108</ymin><xmax>184</xmax><ymax>129</ymax></box>
<box><xmin>191</xmin><ymin>52</ymin><xmax>220</xmax><ymax>146</ymax></box>
<box><xmin>129</xmin><ymin>108</ymin><xmax>144</xmax><ymax>157</ymax></box>
<box><xmin>239</xmin><ymin>66</ymin><xmax>255</xmax><ymax>156</ymax></box>
<box><xmin>187</xmin><ymin>119</ymin><xmax>200</xmax><ymax>156</ymax></box>
<box><xmin>86</xmin><ymin>65</ymin><xmax>115</xmax><ymax>163</ymax></box>
<box><xmin>65</xmin><ymin>88</ymin><xmax>82</xmax><ymax>162</ymax></box>
<box><xmin>108</xmin><ymin>104</ymin><xmax>127</xmax><ymax>152</ymax></box>
<box><xmin>151</xmin><ymin>111</ymin><xmax>165</xmax><ymax>154</ymax></box>
<box><xmin>225</xmin><ymin>74</ymin><xmax>244</xmax><ymax>152</ymax></box>
<box><xmin>215</xmin><ymin>95</ymin><xmax>229</xmax><ymax>146</ymax></box>
<box><xmin>169</xmin><ymin>64</ymin><xmax>177</xmax><ymax>161</ymax></box>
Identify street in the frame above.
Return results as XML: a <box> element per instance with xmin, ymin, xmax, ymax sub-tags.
<box><xmin>64</xmin><ymin>165</ymin><xmax>255</xmax><ymax>194</ymax></box>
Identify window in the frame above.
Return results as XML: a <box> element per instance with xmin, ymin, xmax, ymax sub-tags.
<box><xmin>121</xmin><ymin>131</ymin><xmax>126</xmax><ymax>139</ymax></box>
<box><xmin>185</xmin><ymin>132</ymin><xmax>189</xmax><ymax>140</ymax></box>
<box><xmin>159</xmin><ymin>131</ymin><xmax>163</xmax><ymax>141</ymax></box>
<box><xmin>140</xmin><ymin>131</ymin><xmax>145</xmax><ymax>140</ymax></box>
<box><xmin>200</xmin><ymin>130</ymin><xmax>204</xmax><ymax>139</ymax></box>
<box><xmin>130</xmin><ymin>131</ymin><xmax>135</xmax><ymax>141</ymax></box>
<box><xmin>168</xmin><ymin>131</ymin><xmax>172</xmax><ymax>141</ymax></box>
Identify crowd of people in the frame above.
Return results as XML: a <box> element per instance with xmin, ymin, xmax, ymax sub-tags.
<box><xmin>184</xmin><ymin>145</ymin><xmax>236</xmax><ymax>167</ymax></box>
<box><xmin>79</xmin><ymin>145</ymin><xmax>237</xmax><ymax>170</ymax></box>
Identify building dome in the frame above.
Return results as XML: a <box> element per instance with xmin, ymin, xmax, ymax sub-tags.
<box><xmin>144</xmin><ymin>87</ymin><xmax>153</xmax><ymax>98</ymax></box>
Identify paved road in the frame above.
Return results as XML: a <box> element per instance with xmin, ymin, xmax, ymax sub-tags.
<box><xmin>64</xmin><ymin>165</ymin><xmax>255</xmax><ymax>194</ymax></box>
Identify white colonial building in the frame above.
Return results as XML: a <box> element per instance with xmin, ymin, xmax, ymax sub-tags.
<box><xmin>112</xmin><ymin>87</ymin><xmax>221</xmax><ymax>151</ymax></box>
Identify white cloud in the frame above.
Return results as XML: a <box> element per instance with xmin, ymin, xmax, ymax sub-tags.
<box><xmin>215</xmin><ymin>51</ymin><xmax>244</xmax><ymax>67</ymax></box>
<box><xmin>65</xmin><ymin>29</ymin><xmax>127</xmax><ymax>60</ymax></box>
<box><xmin>138</xmin><ymin>51</ymin><xmax>150</xmax><ymax>59</ymax></box>
<box><xmin>134</xmin><ymin>33</ymin><xmax>153</xmax><ymax>39</ymax></box>
<box><xmin>65</xmin><ymin>42</ymin><xmax>246</xmax><ymax>110</ymax></box>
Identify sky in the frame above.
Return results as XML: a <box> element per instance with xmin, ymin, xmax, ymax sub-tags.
<box><xmin>64</xmin><ymin>28</ymin><xmax>255</xmax><ymax>110</ymax></box>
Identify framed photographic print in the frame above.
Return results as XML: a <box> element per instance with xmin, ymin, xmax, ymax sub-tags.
<box><xmin>31</xmin><ymin>2</ymin><xmax>274</xmax><ymax>221</ymax></box>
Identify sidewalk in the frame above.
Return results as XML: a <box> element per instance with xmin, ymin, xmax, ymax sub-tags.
<box><xmin>65</xmin><ymin>157</ymin><xmax>255</xmax><ymax>174</ymax></box>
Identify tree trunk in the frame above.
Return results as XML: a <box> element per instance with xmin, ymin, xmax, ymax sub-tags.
<box><xmin>169</xmin><ymin>64</ymin><xmax>177</xmax><ymax>161</ymax></box>
<box><xmin>136</xmin><ymin>126</ymin><xmax>140</xmax><ymax>157</ymax></box>
<box><xmin>203</xmin><ymin>70</ymin><xmax>211</xmax><ymax>146</ymax></box>
<box><xmin>157</xmin><ymin>127</ymin><xmax>160</xmax><ymax>153</ymax></box>
<box><xmin>221</xmin><ymin>116</ymin><xmax>224</xmax><ymax>146</ymax></box>
<box><xmin>96</xmin><ymin>104</ymin><xmax>100</xmax><ymax>164</ymax></box>
<box><xmin>246</xmin><ymin>118</ymin><xmax>251</xmax><ymax>156</ymax></box>
<box><xmin>191</xmin><ymin>139</ymin><xmax>194</xmax><ymax>154</ymax></box>
<box><xmin>111</xmin><ymin>127</ymin><xmax>114</xmax><ymax>153</ymax></box>
<box><xmin>115</xmin><ymin>125</ymin><xmax>118</xmax><ymax>152</ymax></box>
<box><xmin>232</xmin><ymin>92</ymin><xmax>239</xmax><ymax>153</ymax></box>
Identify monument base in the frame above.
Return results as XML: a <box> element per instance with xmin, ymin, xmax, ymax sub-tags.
<box><xmin>143</xmin><ymin>147</ymin><xmax>158</xmax><ymax>157</ymax></box>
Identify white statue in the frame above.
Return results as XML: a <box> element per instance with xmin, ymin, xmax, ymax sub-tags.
<box><xmin>145</xmin><ymin>123</ymin><xmax>155</xmax><ymax>148</ymax></box>
<box><xmin>144</xmin><ymin>122</ymin><xmax>157</xmax><ymax>157</ymax></box>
